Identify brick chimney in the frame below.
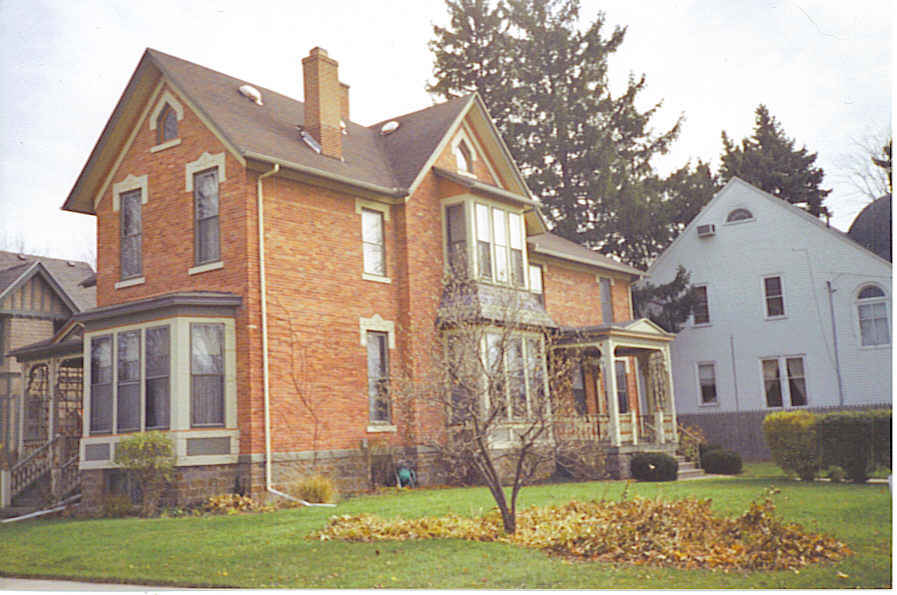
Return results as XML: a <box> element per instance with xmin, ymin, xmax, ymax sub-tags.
<box><xmin>302</xmin><ymin>47</ymin><xmax>342</xmax><ymax>159</ymax></box>
<box><xmin>340</xmin><ymin>81</ymin><xmax>350</xmax><ymax>122</ymax></box>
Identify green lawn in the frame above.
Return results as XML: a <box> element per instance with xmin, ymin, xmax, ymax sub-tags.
<box><xmin>0</xmin><ymin>463</ymin><xmax>890</xmax><ymax>589</ymax></box>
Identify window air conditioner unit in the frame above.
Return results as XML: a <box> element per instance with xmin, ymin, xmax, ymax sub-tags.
<box><xmin>697</xmin><ymin>223</ymin><xmax>716</xmax><ymax>237</ymax></box>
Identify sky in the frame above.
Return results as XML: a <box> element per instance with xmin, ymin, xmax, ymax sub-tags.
<box><xmin>0</xmin><ymin>0</ymin><xmax>891</xmax><ymax>265</ymax></box>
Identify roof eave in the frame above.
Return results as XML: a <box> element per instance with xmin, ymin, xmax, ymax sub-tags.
<box><xmin>530</xmin><ymin>245</ymin><xmax>644</xmax><ymax>278</ymax></box>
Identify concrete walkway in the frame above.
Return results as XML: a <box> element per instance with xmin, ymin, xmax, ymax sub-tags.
<box><xmin>0</xmin><ymin>577</ymin><xmax>183</xmax><ymax>591</ymax></box>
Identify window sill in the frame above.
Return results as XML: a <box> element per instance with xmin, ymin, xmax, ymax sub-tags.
<box><xmin>362</xmin><ymin>272</ymin><xmax>391</xmax><ymax>284</ymax></box>
<box><xmin>114</xmin><ymin>276</ymin><xmax>145</xmax><ymax>289</ymax></box>
<box><xmin>456</xmin><ymin>169</ymin><xmax>477</xmax><ymax>179</ymax></box>
<box><xmin>723</xmin><ymin>218</ymin><xmax>755</xmax><ymax>226</ymax></box>
<box><xmin>366</xmin><ymin>424</ymin><xmax>397</xmax><ymax>433</ymax></box>
<box><xmin>150</xmin><ymin>138</ymin><xmax>181</xmax><ymax>153</ymax></box>
<box><xmin>764</xmin><ymin>315</ymin><xmax>787</xmax><ymax>321</ymax></box>
<box><xmin>188</xmin><ymin>261</ymin><xmax>224</xmax><ymax>276</ymax></box>
<box><xmin>692</xmin><ymin>322</ymin><xmax>712</xmax><ymax>328</ymax></box>
<box><xmin>698</xmin><ymin>402</ymin><xmax>719</xmax><ymax>408</ymax></box>
<box><xmin>859</xmin><ymin>343</ymin><xmax>891</xmax><ymax>350</ymax></box>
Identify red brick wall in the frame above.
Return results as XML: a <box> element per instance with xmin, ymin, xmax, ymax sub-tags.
<box><xmin>538</xmin><ymin>258</ymin><xmax>633</xmax><ymax>327</ymax></box>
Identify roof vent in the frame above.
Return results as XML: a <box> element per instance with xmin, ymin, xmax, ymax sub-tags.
<box><xmin>340</xmin><ymin>119</ymin><xmax>348</xmax><ymax>135</ymax></box>
<box><xmin>66</xmin><ymin>261</ymin><xmax>75</xmax><ymax>267</ymax></box>
<box><xmin>697</xmin><ymin>223</ymin><xmax>716</xmax><ymax>238</ymax></box>
<box><xmin>296</xmin><ymin>126</ymin><xmax>322</xmax><ymax>154</ymax></box>
<box><xmin>17</xmin><ymin>253</ymin><xmax>26</xmax><ymax>260</ymax></box>
<box><xmin>380</xmin><ymin>120</ymin><xmax>399</xmax><ymax>135</ymax></box>
<box><xmin>238</xmin><ymin>84</ymin><xmax>263</xmax><ymax>106</ymax></box>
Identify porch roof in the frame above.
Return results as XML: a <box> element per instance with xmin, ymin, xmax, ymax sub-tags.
<box><xmin>556</xmin><ymin>318</ymin><xmax>674</xmax><ymax>347</ymax></box>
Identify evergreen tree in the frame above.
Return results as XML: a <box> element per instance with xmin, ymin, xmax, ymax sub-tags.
<box><xmin>720</xmin><ymin>105</ymin><xmax>831</xmax><ymax>217</ymax></box>
<box><xmin>428</xmin><ymin>0</ymin><xmax>704</xmax><ymax>270</ymax></box>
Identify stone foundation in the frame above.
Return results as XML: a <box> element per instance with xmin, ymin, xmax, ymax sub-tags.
<box><xmin>605</xmin><ymin>444</ymin><xmax>678</xmax><ymax>480</ymax></box>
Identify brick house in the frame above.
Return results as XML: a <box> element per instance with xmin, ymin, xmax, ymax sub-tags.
<box><xmin>15</xmin><ymin>47</ymin><xmax>679</xmax><ymax>509</ymax></box>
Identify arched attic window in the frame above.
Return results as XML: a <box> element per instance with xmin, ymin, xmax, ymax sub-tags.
<box><xmin>157</xmin><ymin>104</ymin><xmax>178</xmax><ymax>144</ymax></box>
<box><xmin>454</xmin><ymin>139</ymin><xmax>474</xmax><ymax>174</ymax></box>
<box><xmin>726</xmin><ymin>208</ymin><xmax>754</xmax><ymax>223</ymax></box>
<box><xmin>857</xmin><ymin>284</ymin><xmax>889</xmax><ymax>346</ymax></box>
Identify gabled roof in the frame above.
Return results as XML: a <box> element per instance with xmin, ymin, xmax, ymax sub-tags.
<box><xmin>527</xmin><ymin>233</ymin><xmax>644</xmax><ymax>277</ymax></box>
<box><xmin>647</xmin><ymin>177</ymin><xmax>894</xmax><ymax>276</ymax></box>
<box><xmin>0</xmin><ymin>251</ymin><xmax>95</xmax><ymax>312</ymax></box>
<box><xmin>63</xmin><ymin>49</ymin><xmax>531</xmax><ymax>214</ymax></box>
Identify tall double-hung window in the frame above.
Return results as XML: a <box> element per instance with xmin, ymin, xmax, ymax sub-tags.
<box><xmin>191</xmin><ymin>323</ymin><xmax>225</xmax><ymax>427</ymax></box>
<box><xmin>361</xmin><ymin>208</ymin><xmax>386</xmax><ymax>277</ymax></box>
<box><xmin>475</xmin><ymin>205</ymin><xmax>525</xmax><ymax>287</ymax></box>
<box><xmin>484</xmin><ymin>332</ymin><xmax>546</xmax><ymax>422</ymax></box>
<box><xmin>366</xmin><ymin>331</ymin><xmax>390</xmax><ymax>423</ymax></box>
<box><xmin>120</xmin><ymin>189</ymin><xmax>142</xmax><ymax>279</ymax></box>
<box><xmin>762</xmin><ymin>356</ymin><xmax>807</xmax><ymax>407</ymax></box>
<box><xmin>856</xmin><ymin>285</ymin><xmax>889</xmax><ymax>346</ymax></box>
<box><xmin>194</xmin><ymin>169</ymin><xmax>220</xmax><ymax>266</ymax></box>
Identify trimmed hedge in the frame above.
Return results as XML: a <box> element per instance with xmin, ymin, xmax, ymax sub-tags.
<box><xmin>702</xmin><ymin>449</ymin><xmax>743</xmax><ymax>475</ymax></box>
<box><xmin>630</xmin><ymin>452</ymin><xmax>678</xmax><ymax>482</ymax></box>
<box><xmin>819</xmin><ymin>409</ymin><xmax>892</xmax><ymax>483</ymax></box>
<box><xmin>762</xmin><ymin>410</ymin><xmax>820</xmax><ymax>480</ymax></box>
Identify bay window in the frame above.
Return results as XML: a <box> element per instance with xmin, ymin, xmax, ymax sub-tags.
<box><xmin>484</xmin><ymin>332</ymin><xmax>546</xmax><ymax>423</ymax></box>
<box><xmin>191</xmin><ymin>323</ymin><xmax>225</xmax><ymax>427</ymax></box>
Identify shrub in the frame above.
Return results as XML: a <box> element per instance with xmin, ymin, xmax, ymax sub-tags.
<box><xmin>286</xmin><ymin>475</ymin><xmax>339</xmax><ymax>504</ymax></box>
<box><xmin>102</xmin><ymin>494</ymin><xmax>135</xmax><ymax>518</ymax></box>
<box><xmin>762</xmin><ymin>410</ymin><xmax>820</xmax><ymax>480</ymax></box>
<box><xmin>826</xmin><ymin>466</ymin><xmax>845</xmax><ymax>483</ymax></box>
<box><xmin>113</xmin><ymin>431</ymin><xmax>176</xmax><ymax>516</ymax></box>
<box><xmin>698</xmin><ymin>443</ymin><xmax>722</xmax><ymax>469</ymax></box>
<box><xmin>819</xmin><ymin>410</ymin><xmax>891</xmax><ymax>483</ymax></box>
<box><xmin>701</xmin><ymin>449</ymin><xmax>742</xmax><ymax>475</ymax></box>
<box><xmin>677</xmin><ymin>424</ymin><xmax>707</xmax><ymax>463</ymax></box>
<box><xmin>630</xmin><ymin>452</ymin><xmax>677</xmax><ymax>481</ymax></box>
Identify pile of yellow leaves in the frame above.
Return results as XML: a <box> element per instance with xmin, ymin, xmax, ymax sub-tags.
<box><xmin>312</xmin><ymin>490</ymin><xmax>850</xmax><ymax>571</ymax></box>
<box><xmin>203</xmin><ymin>493</ymin><xmax>274</xmax><ymax>515</ymax></box>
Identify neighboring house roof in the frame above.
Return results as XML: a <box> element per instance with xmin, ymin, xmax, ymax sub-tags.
<box><xmin>0</xmin><ymin>251</ymin><xmax>96</xmax><ymax>312</ymax></box>
<box><xmin>847</xmin><ymin>194</ymin><xmax>892</xmax><ymax>262</ymax></box>
<box><xmin>527</xmin><ymin>233</ymin><xmax>644</xmax><ymax>277</ymax></box>
<box><xmin>63</xmin><ymin>49</ymin><xmax>532</xmax><ymax>213</ymax></box>
<box><xmin>647</xmin><ymin>177</ymin><xmax>893</xmax><ymax>277</ymax></box>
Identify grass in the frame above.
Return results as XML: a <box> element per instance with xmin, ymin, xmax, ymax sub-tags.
<box><xmin>0</xmin><ymin>463</ymin><xmax>890</xmax><ymax>589</ymax></box>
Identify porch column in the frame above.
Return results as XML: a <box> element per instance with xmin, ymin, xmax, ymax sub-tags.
<box><xmin>0</xmin><ymin>469</ymin><xmax>8</xmax><ymax>508</ymax></box>
<box><xmin>663</xmin><ymin>345</ymin><xmax>678</xmax><ymax>444</ymax></box>
<box><xmin>601</xmin><ymin>339</ymin><xmax>621</xmax><ymax>447</ymax></box>
<box><xmin>17</xmin><ymin>362</ymin><xmax>27</xmax><ymax>453</ymax></box>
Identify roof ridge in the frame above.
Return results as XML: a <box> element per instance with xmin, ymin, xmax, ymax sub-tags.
<box><xmin>367</xmin><ymin>94</ymin><xmax>473</xmax><ymax>130</ymax></box>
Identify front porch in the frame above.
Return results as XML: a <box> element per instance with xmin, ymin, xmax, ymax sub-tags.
<box><xmin>551</xmin><ymin>319</ymin><xmax>679</xmax><ymax>476</ymax></box>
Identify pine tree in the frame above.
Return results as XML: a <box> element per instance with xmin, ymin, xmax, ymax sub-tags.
<box><xmin>720</xmin><ymin>105</ymin><xmax>831</xmax><ymax>217</ymax></box>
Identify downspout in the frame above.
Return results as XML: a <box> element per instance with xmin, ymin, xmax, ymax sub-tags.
<box><xmin>826</xmin><ymin>281</ymin><xmax>845</xmax><ymax>406</ymax></box>
<box><xmin>257</xmin><ymin>164</ymin><xmax>334</xmax><ymax>508</ymax></box>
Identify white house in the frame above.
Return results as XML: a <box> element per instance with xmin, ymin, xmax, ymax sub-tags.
<box><xmin>647</xmin><ymin>178</ymin><xmax>892</xmax><ymax>456</ymax></box>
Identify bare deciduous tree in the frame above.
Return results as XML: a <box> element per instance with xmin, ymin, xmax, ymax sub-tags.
<box><xmin>837</xmin><ymin>128</ymin><xmax>892</xmax><ymax>202</ymax></box>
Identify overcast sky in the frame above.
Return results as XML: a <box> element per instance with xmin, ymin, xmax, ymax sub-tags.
<box><xmin>0</xmin><ymin>0</ymin><xmax>891</xmax><ymax>265</ymax></box>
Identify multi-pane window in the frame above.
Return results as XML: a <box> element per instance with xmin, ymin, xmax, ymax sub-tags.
<box><xmin>529</xmin><ymin>264</ymin><xmax>543</xmax><ymax>304</ymax></box>
<box><xmin>194</xmin><ymin>169</ymin><xmax>220</xmax><ymax>265</ymax></box>
<box><xmin>572</xmin><ymin>362</ymin><xmax>587</xmax><ymax>415</ymax></box>
<box><xmin>763</xmin><ymin>276</ymin><xmax>785</xmax><ymax>317</ymax></box>
<box><xmin>191</xmin><ymin>323</ymin><xmax>225</xmax><ymax>427</ymax></box>
<box><xmin>366</xmin><ymin>331</ymin><xmax>390</xmax><ymax>423</ymax></box>
<box><xmin>762</xmin><ymin>356</ymin><xmax>807</xmax><ymax>408</ymax></box>
<box><xmin>693</xmin><ymin>285</ymin><xmax>710</xmax><ymax>325</ymax></box>
<box><xmin>600</xmin><ymin>278</ymin><xmax>614</xmax><ymax>323</ymax></box>
<box><xmin>90</xmin><ymin>327</ymin><xmax>172</xmax><ymax>435</ymax></box>
<box><xmin>484</xmin><ymin>332</ymin><xmax>546</xmax><ymax>423</ymax></box>
<box><xmin>120</xmin><ymin>189</ymin><xmax>142</xmax><ymax>279</ymax></box>
<box><xmin>145</xmin><ymin>326</ymin><xmax>170</xmax><ymax>430</ymax></box>
<box><xmin>157</xmin><ymin>105</ymin><xmax>178</xmax><ymax>144</ymax></box>
<box><xmin>90</xmin><ymin>336</ymin><xmax>113</xmax><ymax>433</ymax></box>
<box><xmin>116</xmin><ymin>331</ymin><xmax>141</xmax><ymax>432</ymax></box>
<box><xmin>474</xmin><ymin>205</ymin><xmax>526</xmax><ymax>287</ymax></box>
<box><xmin>361</xmin><ymin>208</ymin><xmax>386</xmax><ymax>276</ymax></box>
<box><xmin>697</xmin><ymin>362</ymin><xmax>717</xmax><ymax>405</ymax></box>
<box><xmin>614</xmin><ymin>360</ymin><xmax>629</xmax><ymax>414</ymax></box>
<box><xmin>857</xmin><ymin>285</ymin><xmax>889</xmax><ymax>346</ymax></box>
<box><xmin>445</xmin><ymin>203</ymin><xmax>467</xmax><ymax>276</ymax></box>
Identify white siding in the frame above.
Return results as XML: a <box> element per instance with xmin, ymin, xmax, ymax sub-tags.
<box><xmin>648</xmin><ymin>178</ymin><xmax>892</xmax><ymax>415</ymax></box>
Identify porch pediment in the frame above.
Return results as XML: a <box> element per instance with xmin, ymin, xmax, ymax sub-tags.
<box><xmin>557</xmin><ymin>317</ymin><xmax>674</xmax><ymax>348</ymax></box>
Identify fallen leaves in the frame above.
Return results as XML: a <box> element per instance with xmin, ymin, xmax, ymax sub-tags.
<box><xmin>311</xmin><ymin>489</ymin><xmax>851</xmax><ymax>571</ymax></box>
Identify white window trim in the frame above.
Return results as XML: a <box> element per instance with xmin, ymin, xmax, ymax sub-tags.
<box><xmin>359</xmin><ymin>315</ymin><xmax>395</xmax><ymax>349</ymax></box>
<box><xmin>149</xmin><ymin>90</ymin><xmax>185</xmax><ymax>131</ymax></box>
<box><xmin>442</xmin><ymin>197</ymin><xmax>472</xmax><ymax>278</ymax></box>
<box><xmin>724</xmin><ymin>207</ymin><xmax>755</xmax><ymax>225</ymax></box>
<box><xmin>356</xmin><ymin>199</ymin><xmax>391</xmax><ymax>283</ymax></box>
<box><xmin>762</xmin><ymin>274</ymin><xmax>787</xmax><ymax>320</ymax></box>
<box><xmin>855</xmin><ymin>282</ymin><xmax>890</xmax><ymax>349</ymax></box>
<box><xmin>112</xmin><ymin>174</ymin><xmax>148</xmax><ymax>213</ymax></box>
<box><xmin>114</xmin><ymin>277</ymin><xmax>145</xmax><ymax>289</ymax></box>
<box><xmin>472</xmin><ymin>199</ymin><xmax>528</xmax><ymax>289</ymax></box>
<box><xmin>695</xmin><ymin>361</ymin><xmax>719</xmax><ymax>407</ymax></box>
<box><xmin>692</xmin><ymin>284</ymin><xmax>711</xmax><ymax>327</ymax></box>
<box><xmin>759</xmin><ymin>354</ymin><xmax>809</xmax><ymax>409</ymax></box>
<box><xmin>81</xmin><ymin>316</ymin><xmax>238</xmax><ymax>469</ymax></box>
<box><xmin>150</xmin><ymin>138</ymin><xmax>181</xmax><ymax>153</ymax></box>
<box><xmin>185</xmin><ymin>152</ymin><xmax>226</xmax><ymax>192</ymax></box>
<box><xmin>188</xmin><ymin>261</ymin><xmax>224</xmax><ymax>276</ymax></box>
<box><xmin>451</xmin><ymin>130</ymin><xmax>477</xmax><ymax>177</ymax></box>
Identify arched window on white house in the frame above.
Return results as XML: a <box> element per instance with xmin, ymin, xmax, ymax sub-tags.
<box><xmin>725</xmin><ymin>208</ymin><xmax>754</xmax><ymax>223</ymax></box>
<box><xmin>857</xmin><ymin>284</ymin><xmax>889</xmax><ymax>346</ymax></box>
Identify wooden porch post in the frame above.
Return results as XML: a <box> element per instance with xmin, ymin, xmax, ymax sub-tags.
<box><xmin>663</xmin><ymin>345</ymin><xmax>678</xmax><ymax>444</ymax></box>
<box><xmin>0</xmin><ymin>469</ymin><xmax>9</xmax><ymax>508</ymax></box>
<box><xmin>602</xmin><ymin>339</ymin><xmax>620</xmax><ymax>447</ymax></box>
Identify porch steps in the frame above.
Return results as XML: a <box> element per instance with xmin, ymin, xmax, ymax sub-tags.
<box><xmin>675</xmin><ymin>455</ymin><xmax>706</xmax><ymax>480</ymax></box>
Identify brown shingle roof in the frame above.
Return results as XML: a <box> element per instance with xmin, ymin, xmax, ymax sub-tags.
<box><xmin>0</xmin><ymin>251</ymin><xmax>96</xmax><ymax>311</ymax></box>
<box><xmin>527</xmin><ymin>233</ymin><xmax>643</xmax><ymax>277</ymax></box>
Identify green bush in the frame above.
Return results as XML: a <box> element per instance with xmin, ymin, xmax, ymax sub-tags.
<box><xmin>286</xmin><ymin>475</ymin><xmax>339</xmax><ymax>504</ymax></box>
<box><xmin>698</xmin><ymin>443</ymin><xmax>722</xmax><ymax>469</ymax></box>
<box><xmin>826</xmin><ymin>466</ymin><xmax>845</xmax><ymax>483</ymax></box>
<box><xmin>701</xmin><ymin>449</ymin><xmax>742</xmax><ymax>475</ymax></box>
<box><xmin>762</xmin><ymin>410</ymin><xmax>820</xmax><ymax>480</ymax></box>
<box><xmin>819</xmin><ymin>410</ymin><xmax>892</xmax><ymax>484</ymax></box>
<box><xmin>630</xmin><ymin>452</ymin><xmax>678</xmax><ymax>481</ymax></box>
<box><xmin>113</xmin><ymin>431</ymin><xmax>176</xmax><ymax>516</ymax></box>
<box><xmin>102</xmin><ymin>494</ymin><xmax>136</xmax><ymax>518</ymax></box>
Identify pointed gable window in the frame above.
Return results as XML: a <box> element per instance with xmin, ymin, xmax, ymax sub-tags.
<box><xmin>157</xmin><ymin>105</ymin><xmax>178</xmax><ymax>144</ymax></box>
<box><xmin>454</xmin><ymin>139</ymin><xmax>474</xmax><ymax>175</ymax></box>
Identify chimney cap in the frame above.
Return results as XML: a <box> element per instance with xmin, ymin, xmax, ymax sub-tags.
<box><xmin>309</xmin><ymin>47</ymin><xmax>328</xmax><ymax>57</ymax></box>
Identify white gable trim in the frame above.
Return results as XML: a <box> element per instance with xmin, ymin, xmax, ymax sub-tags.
<box><xmin>148</xmin><ymin>89</ymin><xmax>184</xmax><ymax>130</ymax></box>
